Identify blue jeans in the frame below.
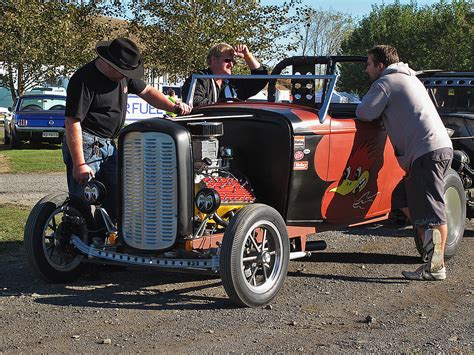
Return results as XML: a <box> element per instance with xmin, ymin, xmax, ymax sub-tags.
<box><xmin>62</xmin><ymin>131</ymin><xmax>118</xmax><ymax>220</ymax></box>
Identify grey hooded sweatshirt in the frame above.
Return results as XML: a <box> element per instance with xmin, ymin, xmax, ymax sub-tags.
<box><xmin>356</xmin><ymin>62</ymin><xmax>452</xmax><ymax>172</ymax></box>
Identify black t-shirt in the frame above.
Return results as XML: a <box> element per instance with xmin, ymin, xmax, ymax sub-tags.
<box><xmin>65</xmin><ymin>60</ymin><xmax>146</xmax><ymax>138</ymax></box>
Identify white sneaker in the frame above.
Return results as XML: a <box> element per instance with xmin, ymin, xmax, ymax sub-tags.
<box><xmin>423</xmin><ymin>229</ymin><xmax>443</xmax><ymax>272</ymax></box>
<box><xmin>402</xmin><ymin>264</ymin><xmax>446</xmax><ymax>281</ymax></box>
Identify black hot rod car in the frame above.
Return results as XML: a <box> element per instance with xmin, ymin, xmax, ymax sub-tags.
<box><xmin>24</xmin><ymin>57</ymin><xmax>467</xmax><ymax>307</ymax></box>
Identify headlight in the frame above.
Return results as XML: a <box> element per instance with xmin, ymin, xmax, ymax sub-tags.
<box><xmin>196</xmin><ymin>188</ymin><xmax>221</xmax><ymax>214</ymax></box>
<box><xmin>83</xmin><ymin>179</ymin><xmax>106</xmax><ymax>205</ymax></box>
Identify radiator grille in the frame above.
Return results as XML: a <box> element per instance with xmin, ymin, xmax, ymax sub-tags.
<box><xmin>122</xmin><ymin>132</ymin><xmax>177</xmax><ymax>250</ymax></box>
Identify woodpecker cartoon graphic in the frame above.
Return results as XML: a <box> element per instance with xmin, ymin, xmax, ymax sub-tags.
<box><xmin>330</xmin><ymin>144</ymin><xmax>374</xmax><ymax>196</ymax></box>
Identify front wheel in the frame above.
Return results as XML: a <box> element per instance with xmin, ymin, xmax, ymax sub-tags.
<box><xmin>24</xmin><ymin>193</ymin><xmax>92</xmax><ymax>283</ymax></box>
<box><xmin>414</xmin><ymin>168</ymin><xmax>466</xmax><ymax>260</ymax></box>
<box><xmin>220</xmin><ymin>204</ymin><xmax>290</xmax><ymax>307</ymax></box>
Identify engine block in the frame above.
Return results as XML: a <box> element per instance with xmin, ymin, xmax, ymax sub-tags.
<box><xmin>199</xmin><ymin>177</ymin><xmax>255</xmax><ymax>204</ymax></box>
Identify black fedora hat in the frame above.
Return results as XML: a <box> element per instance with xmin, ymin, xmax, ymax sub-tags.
<box><xmin>96</xmin><ymin>38</ymin><xmax>144</xmax><ymax>79</ymax></box>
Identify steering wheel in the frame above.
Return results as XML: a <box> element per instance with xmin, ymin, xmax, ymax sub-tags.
<box><xmin>49</xmin><ymin>104</ymin><xmax>65</xmax><ymax>110</ymax></box>
<box><xmin>22</xmin><ymin>104</ymin><xmax>42</xmax><ymax>111</ymax></box>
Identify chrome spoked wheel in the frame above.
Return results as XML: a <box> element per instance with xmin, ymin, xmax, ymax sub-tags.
<box><xmin>240</xmin><ymin>220</ymin><xmax>284</xmax><ymax>294</ymax></box>
<box><xmin>42</xmin><ymin>207</ymin><xmax>85</xmax><ymax>272</ymax></box>
<box><xmin>220</xmin><ymin>204</ymin><xmax>289</xmax><ymax>307</ymax></box>
<box><xmin>25</xmin><ymin>193</ymin><xmax>92</xmax><ymax>283</ymax></box>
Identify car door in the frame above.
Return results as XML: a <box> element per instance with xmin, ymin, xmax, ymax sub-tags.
<box><xmin>320</xmin><ymin>113</ymin><xmax>404</xmax><ymax>224</ymax></box>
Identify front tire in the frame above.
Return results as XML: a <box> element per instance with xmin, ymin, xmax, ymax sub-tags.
<box><xmin>220</xmin><ymin>204</ymin><xmax>290</xmax><ymax>307</ymax></box>
<box><xmin>414</xmin><ymin>168</ymin><xmax>466</xmax><ymax>260</ymax></box>
<box><xmin>24</xmin><ymin>193</ymin><xmax>92</xmax><ymax>283</ymax></box>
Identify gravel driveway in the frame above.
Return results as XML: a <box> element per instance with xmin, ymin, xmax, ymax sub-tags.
<box><xmin>0</xmin><ymin>172</ymin><xmax>67</xmax><ymax>207</ymax></box>
<box><xmin>0</xmin><ymin>172</ymin><xmax>472</xmax><ymax>353</ymax></box>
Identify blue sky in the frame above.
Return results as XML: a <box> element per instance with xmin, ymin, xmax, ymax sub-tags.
<box><xmin>261</xmin><ymin>0</ymin><xmax>441</xmax><ymax>18</ymax></box>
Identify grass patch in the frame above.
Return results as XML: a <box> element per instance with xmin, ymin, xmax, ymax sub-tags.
<box><xmin>0</xmin><ymin>203</ymin><xmax>30</xmax><ymax>251</ymax></box>
<box><xmin>1</xmin><ymin>149</ymin><xmax>64</xmax><ymax>173</ymax></box>
<box><xmin>0</xmin><ymin>121</ymin><xmax>64</xmax><ymax>173</ymax></box>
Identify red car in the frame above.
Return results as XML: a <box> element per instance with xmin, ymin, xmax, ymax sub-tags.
<box><xmin>24</xmin><ymin>56</ymin><xmax>466</xmax><ymax>307</ymax></box>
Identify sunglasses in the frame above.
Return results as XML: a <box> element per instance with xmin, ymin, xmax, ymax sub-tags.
<box><xmin>223</xmin><ymin>57</ymin><xmax>236</xmax><ymax>65</ymax></box>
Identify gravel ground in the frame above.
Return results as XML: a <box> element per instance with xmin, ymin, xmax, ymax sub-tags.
<box><xmin>0</xmin><ymin>172</ymin><xmax>472</xmax><ymax>353</ymax></box>
<box><xmin>0</xmin><ymin>173</ymin><xmax>68</xmax><ymax>207</ymax></box>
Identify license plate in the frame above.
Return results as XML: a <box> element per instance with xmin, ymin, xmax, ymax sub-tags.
<box><xmin>42</xmin><ymin>132</ymin><xmax>59</xmax><ymax>138</ymax></box>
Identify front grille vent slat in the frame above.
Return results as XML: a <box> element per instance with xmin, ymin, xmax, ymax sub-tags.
<box><xmin>121</xmin><ymin>132</ymin><xmax>177</xmax><ymax>250</ymax></box>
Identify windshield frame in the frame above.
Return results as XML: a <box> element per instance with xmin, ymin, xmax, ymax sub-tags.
<box><xmin>185</xmin><ymin>74</ymin><xmax>338</xmax><ymax>124</ymax></box>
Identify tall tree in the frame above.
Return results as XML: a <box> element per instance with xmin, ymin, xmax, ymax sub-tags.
<box><xmin>127</xmin><ymin>0</ymin><xmax>298</xmax><ymax>82</ymax></box>
<box><xmin>0</xmin><ymin>0</ymin><xmax>109</xmax><ymax>101</ymax></box>
<box><xmin>291</xmin><ymin>7</ymin><xmax>354</xmax><ymax>57</ymax></box>
<box><xmin>339</xmin><ymin>0</ymin><xmax>474</xmax><ymax>95</ymax></box>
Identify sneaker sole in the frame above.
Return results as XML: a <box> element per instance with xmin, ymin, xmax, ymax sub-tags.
<box><xmin>402</xmin><ymin>268</ymin><xmax>447</xmax><ymax>281</ymax></box>
<box><xmin>430</xmin><ymin>231</ymin><xmax>443</xmax><ymax>272</ymax></box>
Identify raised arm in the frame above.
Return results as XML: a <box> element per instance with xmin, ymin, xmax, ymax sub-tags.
<box><xmin>234</xmin><ymin>44</ymin><xmax>261</xmax><ymax>70</ymax></box>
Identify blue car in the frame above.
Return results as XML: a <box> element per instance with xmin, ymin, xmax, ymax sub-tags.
<box><xmin>4</xmin><ymin>94</ymin><xmax>66</xmax><ymax>149</ymax></box>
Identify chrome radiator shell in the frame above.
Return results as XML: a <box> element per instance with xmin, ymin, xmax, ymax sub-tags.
<box><xmin>121</xmin><ymin>131</ymin><xmax>178</xmax><ymax>250</ymax></box>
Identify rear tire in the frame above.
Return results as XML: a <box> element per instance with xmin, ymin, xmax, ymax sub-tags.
<box><xmin>220</xmin><ymin>204</ymin><xmax>289</xmax><ymax>307</ymax></box>
<box><xmin>24</xmin><ymin>193</ymin><xmax>92</xmax><ymax>283</ymax></box>
<box><xmin>414</xmin><ymin>168</ymin><xmax>466</xmax><ymax>260</ymax></box>
<box><xmin>9</xmin><ymin>132</ymin><xmax>21</xmax><ymax>149</ymax></box>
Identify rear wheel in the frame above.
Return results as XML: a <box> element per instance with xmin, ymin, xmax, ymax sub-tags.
<box><xmin>220</xmin><ymin>204</ymin><xmax>289</xmax><ymax>307</ymax></box>
<box><xmin>9</xmin><ymin>132</ymin><xmax>21</xmax><ymax>149</ymax></box>
<box><xmin>24</xmin><ymin>193</ymin><xmax>92</xmax><ymax>283</ymax></box>
<box><xmin>414</xmin><ymin>168</ymin><xmax>466</xmax><ymax>260</ymax></box>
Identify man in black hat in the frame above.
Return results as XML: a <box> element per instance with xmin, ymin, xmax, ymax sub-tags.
<box><xmin>63</xmin><ymin>37</ymin><xmax>191</xmax><ymax>220</ymax></box>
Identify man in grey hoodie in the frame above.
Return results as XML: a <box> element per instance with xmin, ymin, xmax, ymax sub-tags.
<box><xmin>356</xmin><ymin>45</ymin><xmax>453</xmax><ymax>281</ymax></box>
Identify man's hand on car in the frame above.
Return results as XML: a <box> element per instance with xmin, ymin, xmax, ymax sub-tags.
<box><xmin>174</xmin><ymin>102</ymin><xmax>192</xmax><ymax>115</ymax></box>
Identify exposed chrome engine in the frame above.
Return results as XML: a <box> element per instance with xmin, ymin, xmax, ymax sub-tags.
<box><xmin>188</xmin><ymin>122</ymin><xmax>255</xmax><ymax>237</ymax></box>
<box><xmin>118</xmin><ymin>120</ymin><xmax>256</xmax><ymax>251</ymax></box>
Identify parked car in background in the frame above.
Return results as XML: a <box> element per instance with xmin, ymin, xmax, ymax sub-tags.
<box><xmin>4</xmin><ymin>93</ymin><xmax>66</xmax><ymax>148</ymax></box>
<box><xmin>26</xmin><ymin>87</ymin><xmax>67</xmax><ymax>95</ymax></box>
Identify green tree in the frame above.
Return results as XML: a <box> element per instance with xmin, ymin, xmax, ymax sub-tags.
<box><xmin>127</xmin><ymin>0</ymin><xmax>298</xmax><ymax>82</ymax></box>
<box><xmin>339</xmin><ymin>0</ymin><xmax>474</xmax><ymax>95</ymax></box>
<box><xmin>0</xmin><ymin>0</ymin><xmax>109</xmax><ymax>101</ymax></box>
